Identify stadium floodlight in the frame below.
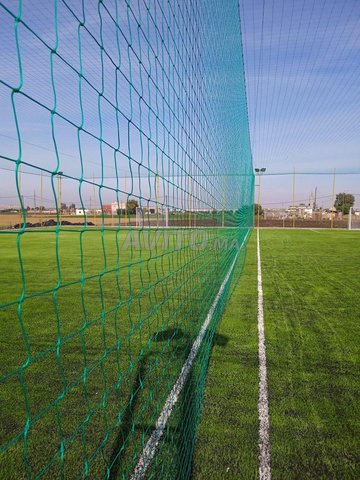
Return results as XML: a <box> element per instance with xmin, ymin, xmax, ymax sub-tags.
<box><xmin>254</xmin><ymin>168</ymin><xmax>260</xmax><ymax>173</ymax></box>
<box><xmin>260</xmin><ymin>167</ymin><xmax>266</xmax><ymax>173</ymax></box>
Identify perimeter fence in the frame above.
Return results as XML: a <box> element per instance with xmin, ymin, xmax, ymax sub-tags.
<box><xmin>255</xmin><ymin>171</ymin><xmax>360</xmax><ymax>229</ymax></box>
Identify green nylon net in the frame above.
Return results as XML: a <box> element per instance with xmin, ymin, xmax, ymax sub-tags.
<box><xmin>0</xmin><ymin>0</ymin><xmax>253</xmax><ymax>478</ymax></box>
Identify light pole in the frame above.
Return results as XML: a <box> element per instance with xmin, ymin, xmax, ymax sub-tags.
<box><xmin>255</xmin><ymin>167</ymin><xmax>266</xmax><ymax>229</ymax></box>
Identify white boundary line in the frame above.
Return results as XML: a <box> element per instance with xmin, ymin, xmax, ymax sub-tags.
<box><xmin>130</xmin><ymin>230</ymin><xmax>251</xmax><ymax>480</ymax></box>
<box><xmin>257</xmin><ymin>229</ymin><xmax>271</xmax><ymax>479</ymax></box>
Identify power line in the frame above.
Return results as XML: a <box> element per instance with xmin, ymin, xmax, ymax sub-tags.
<box><xmin>240</xmin><ymin>0</ymin><xmax>360</xmax><ymax>172</ymax></box>
<box><xmin>1</xmin><ymin>165</ymin><xmax>359</xmax><ymax>179</ymax></box>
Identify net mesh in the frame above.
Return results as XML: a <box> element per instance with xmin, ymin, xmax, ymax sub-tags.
<box><xmin>0</xmin><ymin>0</ymin><xmax>253</xmax><ymax>478</ymax></box>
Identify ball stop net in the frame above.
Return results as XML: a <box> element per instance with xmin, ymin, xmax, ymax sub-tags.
<box><xmin>0</xmin><ymin>0</ymin><xmax>253</xmax><ymax>478</ymax></box>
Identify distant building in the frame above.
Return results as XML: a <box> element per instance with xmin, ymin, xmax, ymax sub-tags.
<box><xmin>139</xmin><ymin>205</ymin><xmax>157</xmax><ymax>214</ymax></box>
<box><xmin>304</xmin><ymin>206</ymin><xmax>313</xmax><ymax>218</ymax></box>
<box><xmin>75</xmin><ymin>208</ymin><xmax>88</xmax><ymax>215</ymax></box>
<box><xmin>192</xmin><ymin>208</ymin><xmax>213</xmax><ymax>213</ymax></box>
<box><xmin>263</xmin><ymin>208</ymin><xmax>287</xmax><ymax>219</ymax></box>
<box><xmin>98</xmin><ymin>202</ymin><xmax>127</xmax><ymax>215</ymax></box>
<box><xmin>286</xmin><ymin>204</ymin><xmax>313</xmax><ymax>219</ymax></box>
<box><xmin>102</xmin><ymin>204</ymin><xmax>112</xmax><ymax>214</ymax></box>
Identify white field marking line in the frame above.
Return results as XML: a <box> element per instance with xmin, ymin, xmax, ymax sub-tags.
<box><xmin>309</xmin><ymin>228</ymin><xmax>321</xmax><ymax>233</ymax></box>
<box><xmin>130</xmin><ymin>230</ymin><xmax>251</xmax><ymax>480</ymax></box>
<box><xmin>257</xmin><ymin>228</ymin><xmax>271</xmax><ymax>480</ymax></box>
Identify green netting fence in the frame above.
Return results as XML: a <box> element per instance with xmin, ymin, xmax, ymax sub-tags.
<box><xmin>0</xmin><ymin>0</ymin><xmax>253</xmax><ymax>478</ymax></box>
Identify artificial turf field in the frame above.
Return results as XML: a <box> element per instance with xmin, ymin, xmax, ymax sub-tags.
<box><xmin>193</xmin><ymin>228</ymin><xmax>360</xmax><ymax>479</ymax></box>
<box><xmin>0</xmin><ymin>228</ymin><xmax>359</xmax><ymax>479</ymax></box>
<box><xmin>0</xmin><ymin>226</ymin><xmax>248</xmax><ymax>479</ymax></box>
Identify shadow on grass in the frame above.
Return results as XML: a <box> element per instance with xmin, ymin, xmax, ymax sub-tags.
<box><xmin>106</xmin><ymin>327</ymin><xmax>229</xmax><ymax>479</ymax></box>
<box><xmin>108</xmin><ymin>328</ymin><xmax>185</xmax><ymax>478</ymax></box>
<box><xmin>152</xmin><ymin>327</ymin><xmax>185</xmax><ymax>342</ymax></box>
<box><xmin>152</xmin><ymin>329</ymin><xmax>229</xmax><ymax>479</ymax></box>
<box><xmin>108</xmin><ymin>355</ymin><xmax>147</xmax><ymax>480</ymax></box>
<box><xmin>178</xmin><ymin>331</ymin><xmax>229</xmax><ymax>479</ymax></box>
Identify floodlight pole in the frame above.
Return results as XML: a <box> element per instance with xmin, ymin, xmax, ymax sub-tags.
<box><xmin>257</xmin><ymin>175</ymin><xmax>262</xmax><ymax>229</ymax></box>
<box><xmin>255</xmin><ymin>168</ymin><xmax>266</xmax><ymax>229</ymax></box>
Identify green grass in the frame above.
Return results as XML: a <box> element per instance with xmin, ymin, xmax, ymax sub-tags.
<box><xmin>0</xmin><ymin>226</ymin><xmax>248</xmax><ymax>479</ymax></box>
<box><xmin>193</xmin><ymin>228</ymin><xmax>360</xmax><ymax>479</ymax></box>
<box><xmin>262</xmin><ymin>229</ymin><xmax>360</xmax><ymax>479</ymax></box>
<box><xmin>2</xmin><ymin>228</ymin><xmax>359</xmax><ymax>479</ymax></box>
<box><xmin>192</xmin><ymin>232</ymin><xmax>259</xmax><ymax>480</ymax></box>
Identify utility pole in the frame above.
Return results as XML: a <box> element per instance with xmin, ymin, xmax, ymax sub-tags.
<box><xmin>59</xmin><ymin>175</ymin><xmax>62</xmax><ymax>224</ymax></box>
<box><xmin>40</xmin><ymin>171</ymin><xmax>43</xmax><ymax>227</ymax></box>
<box><xmin>292</xmin><ymin>167</ymin><xmax>296</xmax><ymax>228</ymax></box>
<box><xmin>165</xmin><ymin>194</ymin><xmax>169</xmax><ymax>228</ymax></box>
<box><xmin>331</xmin><ymin>168</ymin><xmax>336</xmax><ymax>229</ymax></box>
<box><xmin>188</xmin><ymin>172</ymin><xmax>192</xmax><ymax>228</ymax></box>
<box><xmin>57</xmin><ymin>172</ymin><xmax>63</xmax><ymax>225</ymax></box>
<box><xmin>18</xmin><ymin>164</ymin><xmax>22</xmax><ymax>225</ymax></box>
<box><xmin>93</xmin><ymin>174</ymin><xmax>96</xmax><ymax>221</ymax></box>
<box><xmin>124</xmin><ymin>173</ymin><xmax>128</xmax><ymax>206</ymax></box>
<box><xmin>155</xmin><ymin>173</ymin><xmax>160</xmax><ymax>227</ymax></box>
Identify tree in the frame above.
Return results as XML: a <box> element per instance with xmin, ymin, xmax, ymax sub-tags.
<box><xmin>254</xmin><ymin>203</ymin><xmax>263</xmax><ymax>216</ymax></box>
<box><xmin>126</xmin><ymin>198</ymin><xmax>139</xmax><ymax>215</ymax></box>
<box><xmin>334</xmin><ymin>193</ymin><xmax>354</xmax><ymax>215</ymax></box>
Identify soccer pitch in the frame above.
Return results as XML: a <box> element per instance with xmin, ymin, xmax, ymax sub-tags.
<box><xmin>1</xmin><ymin>228</ymin><xmax>359</xmax><ymax>479</ymax></box>
<box><xmin>193</xmin><ymin>228</ymin><xmax>360</xmax><ymax>479</ymax></box>
<box><xmin>0</xmin><ymin>226</ymin><xmax>250</xmax><ymax>479</ymax></box>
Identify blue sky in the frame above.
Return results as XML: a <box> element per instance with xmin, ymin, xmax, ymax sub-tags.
<box><xmin>0</xmin><ymin>0</ymin><xmax>359</xmax><ymax>210</ymax></box>
<box><xmin>0</xmin><ymin>0</ymin><xmax>254</xmax><ymax>213</ymax></box>
<box><xmin>239</xmin><ymin>0</ymin><xmax>360</xmax><ymax>208</ymax></box>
